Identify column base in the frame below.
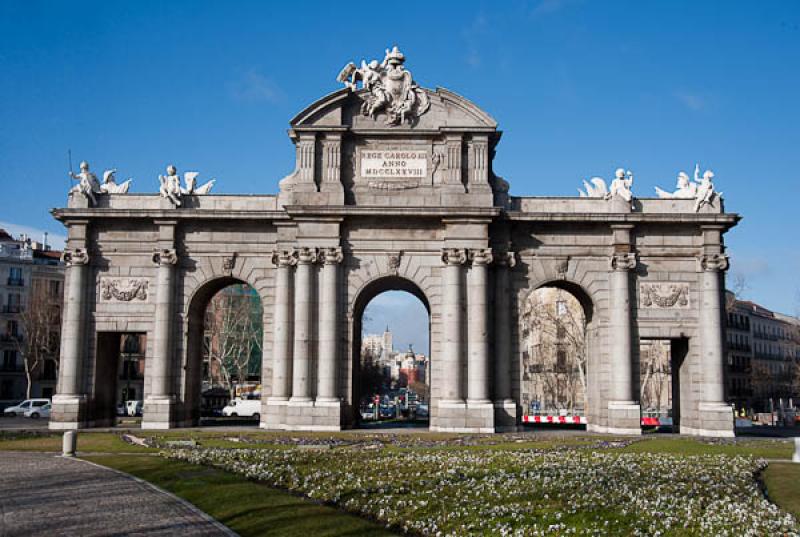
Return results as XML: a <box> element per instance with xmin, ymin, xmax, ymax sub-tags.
<box><xmin>430</xmin><ymin>400</ymin><xmax>495</xmax><ymax>433</ymax></box>
<box><xmin>606</xmin><ymin>401</ymin><xmax>642</xmax><ymax>436</ymax></box>
<box><xmin>682</xmin><ymin>402</ymin><xmax>734</xmax><ymax>438</ymax></box>
<box><xmin>493</xmin><ymin>399</ymin><xmax>518</xmax><ymax>431</ymax></box>
<box><xmin>50</xmin><ymin>394</ymin><xmax>88</xmax><ymax>430</ymax></box>
<box><xmin>279</xmin><ymin>398</ymin><xmax>342</xmax><ymax>431</ymax></box>
<box><xmin>142</xmin><ymin>396</ymin><xmax>177</xmax><ymax>430</ymax></box>
<box><xmin>262</xmin><ymin>397</ymin><xmax>289</xmax><ymax>430</ymax></box>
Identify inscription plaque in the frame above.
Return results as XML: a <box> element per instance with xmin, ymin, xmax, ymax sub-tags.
<box><xmin>360</xmin><ymin>150</ymin><xmax>428</xmax><ymax>190</ymax></box>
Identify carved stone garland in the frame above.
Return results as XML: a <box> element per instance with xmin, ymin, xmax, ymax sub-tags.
<box><xmin>100</xmin><ymin>279</ymin><xmax>149</xmax><ymax>301</ymax></box>
<box><xmin>640</xmin><ymin>283</ymin><xmax>690</xmax><ymax>309</ymax></box>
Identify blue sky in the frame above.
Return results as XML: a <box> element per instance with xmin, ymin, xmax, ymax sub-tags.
<box><xmin>1</xmin><ymin>1</ymin><xmax>798</xmax><ymax>320</ymax></box>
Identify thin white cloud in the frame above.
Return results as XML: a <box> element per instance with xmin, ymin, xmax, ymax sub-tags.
<box><xmin>0</xmin><ymin>221</ymin><xmax>66</xmax><ymax>249</ymax></box>
<box><xmin>530</xmin><ymin>0</ymin><xmax>575</xmax><ymax>17</ymax></box>
<box><xmin>229</xmin><ymin>69</ymin><xmax>284</xmax><ymax>104</ymax></box>
<box><xmin>674</xmin><ymin>91</ymin><xmax>706</xmax><ymax>111</ymax></box>
<box><xmin>461</xmin><ymin>12</ymin><xmax>489</xmax><ymax>68</ymax></box>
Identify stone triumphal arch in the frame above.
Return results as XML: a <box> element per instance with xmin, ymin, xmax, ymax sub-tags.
<box><xmin>51</xmin><ymin>48</ymin><xmax>738</xmax><ymax>436</ymax></box>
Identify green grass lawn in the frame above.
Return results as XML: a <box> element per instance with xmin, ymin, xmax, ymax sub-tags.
<box><xmin>621</xmin><ymin>436</ymin><xmax>794</xmax><ymax>459</ymax></box>
<box><xmin>763</xmin><ymin>462</ymin><xmax>800</xmax><ymax>518</ymax></box>
<box><xmin>83</xmin><ymin>454</ymin><xmax>396</xmax><ymax>537</ymax></box>
<box><xmin>0</xmin><ymin>431</ymin><xmax>156</xmax><ymax>453</ymax></box>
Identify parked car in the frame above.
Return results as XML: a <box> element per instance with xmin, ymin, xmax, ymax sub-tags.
<box><xmin>221</xmin><ymin>398</ymin><xmax>260</xmax><ymax>418</ymax></box>
<box><xmin>416</xmin><ymin>403</ymin><xmax>429</xmax><ymax>418</ymax></box>
<box><xmin>25</xmin><ymin>402</ymin><xmax>51</xmax><ymax>419</ymax></box>
<box><xmin>116</xmin><ymin>402</ymin><xmax>127</xmax><ymax>416</ymax></box>
<box><xmin>126</xmin><ymin>400</ymin><xmax>143</xmax><ymax>417</ymax></box>
<box><xmin>3</xmin><ymin>399</ymin><xmax>50</xmax><ymax>417</ymax></box>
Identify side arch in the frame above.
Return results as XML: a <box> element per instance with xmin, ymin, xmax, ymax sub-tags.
<box><xmin>181</xmin><ymin>274</ymin><xmax>266</xmax><ymax>425</ymax></box>
<box><xmin>518</xmin><ymin>277</ymin><xmax>599</xmax><ymax>427</ymax></box>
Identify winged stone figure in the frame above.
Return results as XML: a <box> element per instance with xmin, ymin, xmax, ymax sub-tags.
<box><xmin>182</xmin><ymin>171</ymin><xmax>216</xmax><ymax>195</ymax></box>
<box><xmin>578</xmin><ymin>177</ymin><xmax>609</xmax><ymax>198</ymax></box>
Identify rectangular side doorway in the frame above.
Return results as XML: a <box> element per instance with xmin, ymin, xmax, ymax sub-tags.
<box><xmin>94</xmin><ymin>332</ymin><xmax>146</xmax><ymax>426</ymax></box>
<box><xmin>639</xmin><ymin>338</ymin><xmax>686</xmax><ymax>433</ymax></box>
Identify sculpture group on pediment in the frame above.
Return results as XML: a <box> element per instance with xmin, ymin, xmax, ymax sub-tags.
<box><xmin>578</xmin><ymin>168</ymin><xmax>635</xmax><ymax>206</ymax></box>
<box><xmin>337</xmin><ymin>46</ymin><xmax>430</xmax><ymax>126</ymax></box>
<box><xmin>654</xmin><ymin>164</ymin><xmax>721</xmax><ymax>212</ymax></box>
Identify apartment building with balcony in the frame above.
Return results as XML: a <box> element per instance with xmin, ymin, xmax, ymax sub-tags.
<box><xmin>726</xmin><ymin>291</ymin><xmax>800</xmax><ymax>412</ymax></box>
<box><xmin>0</xmin><ymin>229</ymin><xmax>64</xmax><ymax>407</ymax></box>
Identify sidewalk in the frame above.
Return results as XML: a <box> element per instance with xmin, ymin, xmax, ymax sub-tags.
<box><xmin>0</xmin><ymin>452</ymin><xmax>232</xmax><ymax>536</ymax></box>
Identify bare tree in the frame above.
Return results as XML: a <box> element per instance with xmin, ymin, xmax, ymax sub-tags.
<box><xmin>203</xmin><ymin>285</ymin><xmax>262</xmax><ymax>397</ymax></box>
<box><xmin>725</xmin><ymin>272</ymin><xmax>748</xmax><ymax>313</ymax></box>
<box><xmin>12</xmin><ymin>282</ymin><xmax>61</xmax><ymax>399</ymax></box>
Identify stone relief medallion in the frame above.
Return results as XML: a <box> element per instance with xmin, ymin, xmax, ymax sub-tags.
<box><xmin>639</xmin><ymin>282</ymin><xmax>690</xmax><ymax>309</ymax></box>
<box><xmin>360</xmin><ymin>149</ymin><xmax>428</xmax><ymax>190</ymax></box>
<box><xmin>99</xmin><ymin>278</ymin><xmax>149</xmax><ymax>301</ymax></box>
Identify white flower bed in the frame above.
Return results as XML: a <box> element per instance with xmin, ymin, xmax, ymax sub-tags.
<box><xmin>166</xmin><ymin>446</ymin><xmax>798</xmax><ymax>536</ymax></box>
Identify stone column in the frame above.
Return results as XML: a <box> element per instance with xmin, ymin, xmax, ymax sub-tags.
<box><xmin>493</xmin><ymin>251</ymin><xmax>516</xmax><ymax>405</ymax></box>
<box><xmin>440</xmin><ymin>248</ymin><xmax>467</xmax><ymax>403</ymax></box>
<box><xmin>317</xmin><ymin>247</ymin><xmax>342</xmax><ymax>402</ymax></box>
<box><xmin>142</xmin><ymin>247</ymin><xmax>178</xmax><ymax>429</ymax></box>
<box><xmin>467</xmin><ymin>248</ymin><xmax>492</xmax><ymax>404</ymax></box>
<box><xmin>270</xmin><ymin>250</ymin><xmax>296</xmax><ymax>401</ymax></box>
<box><xmin>699</xmin><ymin>253</ymin><xmax>729</xmax><ymax>404</ymax></box>
<box><xmin>291</xmin><ymin>247</ymin><xmax>317</xmax><ymax>402</ymax></box>
<box><xmin>607</xmin><ymin>250</ymin><xmax>641</xmax><ymax>434</ymax></box>
<box><xmin>57</xmin><ymin>248</ymin><xmax>90</xmax><ymax>397</ymax></box>
<box><xmin>609</xmin><ymin>252</ymin><xmax>636</xmax><ymax>403</ymax></box>
<box><xmin>150</xmin><ymin>248</ymin><xmax>178</xmax><ymax>399</ymax></box>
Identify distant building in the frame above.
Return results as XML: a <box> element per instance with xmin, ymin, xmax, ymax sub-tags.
<box><xmin>0</xmin><ymin>229</ymin><xmax>64</xmax><ymax>407</ymax></box>
<box><xmin>726</xmin><ymin>292</ymin><xmax>800</xmax><ymax>413</ymax></box>
<box><xmin>361</xmin><ymin>327</ymin><xmax>428</xmax><ymax>389</ymax></box>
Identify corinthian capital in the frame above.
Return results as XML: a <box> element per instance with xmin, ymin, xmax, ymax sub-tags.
<box><xmin>469</xmin><ymin>248</ymin><xmax>493</xmax><ymax>266</ymax></box>
<box><xmin>152</xmin><ymin>248</ymin><xmax>178</xmax><ymax>266</ymax></box>
<box><xmin>441</xmin><ymin>248</ymin><xmax>467</xmax><ymax>266</ymax></box>
<box><xmin>296</xmin><ymin>247</ymin><xmax>319</xmax><ymax>265</ymax></box>
<box><xmin>610</xmin><ymin>252</ymin><xmax>637</xmax><ymax>271</ymax></box>
<box><xmin>271</xmin><ymin>249</ymin><xmax>298</xmax><ymax>268</ymax></box>
<box><xmin>494</xmin><ymin>250</ymin><xmax>517</xmax><ymax>268</ymax></box>
<box><xmin>699</xmin><ymin>253</ymin><xmax>729</xmax><ymax>272</ymax></box>
<box><xmin>61</xmin><ymin>248</ymin><xmax>90</xmax><ymax>266</ymax></box>
<box><xmin>322</xmin><ymin>247</ymin><xmax>343</xmax><ymax>265</ymax></box>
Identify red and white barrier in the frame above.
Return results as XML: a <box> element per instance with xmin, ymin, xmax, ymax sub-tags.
<box><xmin>522</xmin><ymin>414</ymin><xmax>587</xmax><ymax>425</ymax></box>
<box><xmin>522</xmin><ymin>415</ymin><xmax>669</xmax><ymax>427</ymax></box>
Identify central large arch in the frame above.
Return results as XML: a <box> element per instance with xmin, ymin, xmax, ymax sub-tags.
<box><xmin>349</xmin><ymin>275</ymin><xmax>431</xmax><ymax>428</ymax></box>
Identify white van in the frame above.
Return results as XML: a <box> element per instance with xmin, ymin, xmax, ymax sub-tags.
<box><xmin>3</xmin><ymin>399</ymin><xmax>50</xmax><ymax>417</ymax></box>
<box><xmin>222</xmin><ymin>398</ymin><xmax>260</xmax><ymax>418</ymax></box>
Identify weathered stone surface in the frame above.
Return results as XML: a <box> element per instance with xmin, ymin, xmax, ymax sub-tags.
<box><xmin>49</xmin><ymin>54</ymin><xmax>739</xmax><ymax>437</ymax></box>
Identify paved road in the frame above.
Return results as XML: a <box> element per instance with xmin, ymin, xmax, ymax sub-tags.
<box><xmin>0</xmin><ymin>416</ymin><xmax>50</xmax><ymax>430</ymax></box>
<box><xmin>0</xmin><ymin>452</ymin><xmax>232</xmax><ymax>537</ymax></box>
